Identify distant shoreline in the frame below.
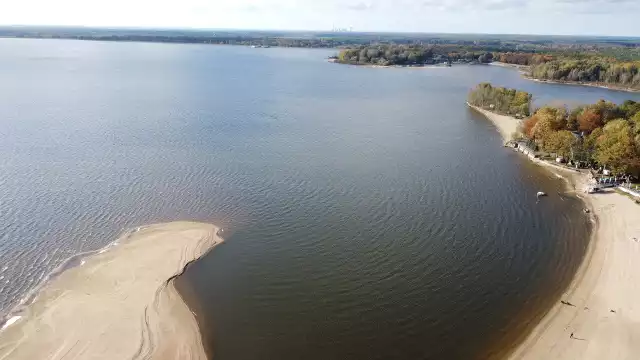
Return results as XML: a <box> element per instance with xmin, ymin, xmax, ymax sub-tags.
<box><xmin>487</xmin><ymin>61</ymin><xmax>530</xmax><ymax>72</ymax></box>
<box><xmin>327</xmin><ymin>58</ymin><xmax>454</xmax><ymax>69</ymax></box>
<box><xmin>523</xmin><ymin>76</ymin><xmax>640</xmax><ymax>93</ymax></box>
<box><xmin>0</xmin><ymin>222</ymin><xmax>223</xmax><ymax>360</ymax></box>
<box><xmin>0</xmin><ymin>35</ymin><xmax>342</xmax><ymax>50</ymax></box>
<box><xmin>484</xmin><ymin>62</ymin><xmax>640</xmax><ymax>94</ymax></box>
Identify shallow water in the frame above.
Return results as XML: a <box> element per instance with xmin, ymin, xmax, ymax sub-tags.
<box><xmin>1</xmin><ymin>39</ymin><xmax>639</xmax><ymax>358</ymax></box>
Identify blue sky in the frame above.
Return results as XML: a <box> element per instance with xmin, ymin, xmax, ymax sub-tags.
<box><xmin>2</xmin><ymin>0</ymin><xmax>639</xmax><ymax>36</ymax></box>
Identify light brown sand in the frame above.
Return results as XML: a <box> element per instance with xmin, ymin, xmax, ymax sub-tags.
<box><xmin>510</xmin><ymin>180</ymin><xmax>640</xmax><ymax>360</ymax></box>
<box><xmin>473</xmin><ymin>104</ymin><xmax>640</xmax><ymax>359</ymax></box>
<box><xmin>467</xmin><ymin>103</ymin><xmax>521</xmax><ymax>142</ymax></box>
<box><xmin>0</xmin><ymin>221</ymin><xmax>222</xmax><ymax>360</ymax></box>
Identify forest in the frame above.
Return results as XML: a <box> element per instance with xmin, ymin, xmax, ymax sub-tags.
<box><xmin>469</xmin><ymin>84</ymin><xmax>640</xmax><ymax>175</ymax></box>
<box><xmin>467</xmin><ymin>83</ymin><xmax>532</xmax><ymax>117</ymax></box>
<box><xmin>521</xmin><ymin>99</ymin><xmax>640</xmax><ymax>175</ymax></box>
<box><xmin>494</xmin><ymin>52</ymin><xmax>553</xmax><ymax>66</ymax></box>
<box><xmin>334</xmin><ymin>44</ymin><xmax>495</xmax><ymax>66</ymax></box>
<box><xmin>528</xmin><ymin>58</ymin><xmax>640</xmax><ymax>90</ymax></box>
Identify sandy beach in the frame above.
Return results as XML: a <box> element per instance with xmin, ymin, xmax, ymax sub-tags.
<box><xmin>509</xmin><ymin>179</ymin><xmax>640</xmax><ymax>360</ymax></box>
<box><xmin>0</xmin><ymin>221</ymin><xmax>222</xmax><ymax>360</ymax></box>
<box><xmin>467</xmin><ymin>103</ymin><xmax>521</xmax><ymax>142</ymax></box>
<box><xmin>488</xmin><ymin>62</ymin><xmax>530</xmax><ymax>72</ymax></box>
<box><xmin>472</xmin><ymin>106</ymin><xmax>640</xmax><ymax>359</ymax></box>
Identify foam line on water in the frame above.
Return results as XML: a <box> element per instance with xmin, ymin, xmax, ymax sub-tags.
<box><xmin>0</xmin><ymin>226</ymin><xmax>146</xmax><ymax>325</ymax></box>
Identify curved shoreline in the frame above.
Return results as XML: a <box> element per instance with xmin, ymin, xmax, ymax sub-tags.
<box><xmin>523</xmin><ymin>77</ymin><xmax>640</xmax><ymax>94</ymax></box>
<box><xmin>486</xmin><ymin>62</ymin><xmax>640</xmax><ymax>94</ymax></box>
<box><xmin>0</xmin><ymin>221</ymin><xmax>222</xmax><ymax>360</ymax></box>
<box><xmin>471</xmin><ymin>106</ymin><xmax>640</xmax><ymax>359</ymax></box>
<box><xmin>0</xmin><ymin>226</ymin><xmax>141</xmax><ymax>324</ymax></box>
<box><xmin>508</xmin><ymin>171</ymin><xmax>640</xmax><ymax>359</ymax></box>
<box><xmin>467</xmin><ymin>103</ymin><xmax>521</xmax><ymax>142</ymax></box>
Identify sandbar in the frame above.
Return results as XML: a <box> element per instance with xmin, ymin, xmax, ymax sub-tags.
<box><xmin>0</xmin><ymin>221</ymin><xmax>222</xmax><ymax>360</ymax></box>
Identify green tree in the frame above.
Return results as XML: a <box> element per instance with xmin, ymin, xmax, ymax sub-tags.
<box><xmin>620</xmin><ymin>100</ymin><xmax>640</xmax><ymax>119</ymax></box>
<box><xmin>567</xmin><ymin>106</ymin><xmax>584</xmax><ymax>131</ymax></box>
<box><xmin>595</xmin><ymin>119</ymin><xmax>636</xmax><ymax>174</ymax></box>
<box><xmin>631</xmin><ymin>111</ymin><xmax>640</xmax><ymax>134</ymax></box>
<box><xmin>467</xmin><ymin>83</ymin><xmax>531</xmax><ymax>116</ymax></box>
<box><xmin>544</xmin><ymin>130</ymin><xmax>576</xmax><ymax>158</ymax></box>
<box><xmin>531</xmin><ymin>115</ymin><xmax>555</xmax><ymax>146</ymax></box>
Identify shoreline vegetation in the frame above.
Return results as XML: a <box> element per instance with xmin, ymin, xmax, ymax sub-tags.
<box><xmin>2</xmin><ymin>25</ymin><xmax>639</xmax><ymax>91</ymax></box>
<box><xmin>524</xmin><ymin>76</ymin><xmax>640</xmax><ymax>93</ymax></box>
<box><xmin>468</xmin><ymin>83</ymin><xmax>640</xmax><ymax>177</ymax></box>
<box><xmin>0</xmin><ymin>221</ymin><xmax>222</xmax><ymax>360</ymax></box>
<box><xmin>330</xmin><ymin>44</ymin><xmax>492</xmax><ymax>66</ymax></box>
<box><xmin>468</xmin><ymin>89</ymin><xmax>640</xmax><ymax>360</ymax></box>
<box><xmin>330</xmin><ymin>43</ymin><xmax>640</xmax><ymax>93</ymax></box>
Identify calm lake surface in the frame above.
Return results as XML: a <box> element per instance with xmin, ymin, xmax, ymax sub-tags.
<box><xmin>1</xmin><ymin>39</ymin><xmax>639</xmax><ymax>358</ymax></box>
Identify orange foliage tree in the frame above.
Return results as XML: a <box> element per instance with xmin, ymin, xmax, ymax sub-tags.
<box><xmin>578</xmin><ymin>109</ymin><xmax>603</xmax><ymax>133</ymax></box>
<box><xmin>522</xmin><ymin>115</ymin><xmax>539</xmax><ymax>138</ymax></box>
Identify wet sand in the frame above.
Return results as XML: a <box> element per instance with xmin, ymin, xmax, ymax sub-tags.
<box><xmin>472</xmin><ymin>106</ymin><xmax>640</xmax><ymax>359</ymax></box>
<box><xmin>467</xmin><ymin>103</ymin><xmax>521</xmax><ymax>142</ymax></box>
<box><xmin>0</xmin><ymin>221</ymin><xmax>222</xmax><ymax>360</ymax></box>
<box><xmin>509</xmin><ymin>176</ymin><xmax>640</xmax><ymax>359</ymax></box>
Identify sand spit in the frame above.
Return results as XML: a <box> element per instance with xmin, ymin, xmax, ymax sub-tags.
<box><xmin>467</xmin><ymin>103</ymin><xmax>521</xmax><ymax>142</ymax></box>
<box><xmin>0</xmin><ymin>221</ymin><xmax>222</xmax><ymax>360</ymax></box>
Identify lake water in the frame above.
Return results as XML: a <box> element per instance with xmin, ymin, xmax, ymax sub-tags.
<box><xmin>1</xmin><ymin>39</ymin><xmax>639</xmax><ymax>358</ymax></box>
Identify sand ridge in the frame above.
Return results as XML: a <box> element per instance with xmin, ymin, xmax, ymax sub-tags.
<box><xmin>0</xmin><ymin>221</ymin><xmax>222</xmax><ymax>360</ymax></box>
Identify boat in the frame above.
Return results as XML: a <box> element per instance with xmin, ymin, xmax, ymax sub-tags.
<box><xmin>537</xmin><ymin>191</ymin><xmax>547</xmax><ymax>197</ymax></box>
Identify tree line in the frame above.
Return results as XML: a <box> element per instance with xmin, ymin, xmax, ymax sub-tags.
<box><xmin>334</xmin><ymin>44</ymin><xmax>496</xmax><ymax>66</ymax></box>
<box><xmin>528</xmin><ymin>58</ymin><xmax>640</xmax><ymax>90</ymax></box>
<box><xmin>495</xmin><ymin>52</ymin><xmax>552</xmax><ymax>66</ymax></box>
<box><xmin>467</xmin><ymin>83</ymin><xmax>532</xmax><ymax>117</ymax></box>
<box><xmin>469</xmin><ymin>83</ymin><xmax>640</xmax><ymax>176</ymax></box>
<box><xmin>519</xmin><ymin>98</ymin><xmax>640</xmax><ymax>175</ymax></box>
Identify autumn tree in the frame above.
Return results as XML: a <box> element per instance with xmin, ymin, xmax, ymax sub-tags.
<box><xmin>591</xmin><ymin>100</ymin><xmax>624</xmax><ymax>123</ymax></box>
<box><xmin>467</xmin><ymin>83</ymin><xmax>532</xmax><ymax>116</ymax></box>
<box><xmin>530</xmin><ymin>115</ymin><xmax>554</xmax><ymax>146</ymax></box>
<box><xmin>544</xmin><ymin>130</ymin><xmax>576</xmax><ymax>158</ymax></box>
<box><xmin>527</xmin><ymin>106</ymin><xmax>567</xmax><ymax>145</ymax></box>
<box><xmin>632</xmin><ymin>111</ymin><xmax>640</xmax><ymax>134</ymax></box>
<box><xmin>595</xmin><ymin>120</ymin><xmax>637</xmax><ymax>174</ymax></box>
<box><xmin>522</xmin><ymin>116</ymin><xmax>539</xmax><ymax>138</ymax></box>
<box><xmin>620</xmin><ymin>100</ymin><xmax>640</xmax><ymax>119</ymax></box>
<box><xmin>578</xmin><ymin>109</ymin><xmax>603</xmax><ymax>133</ymax></box>
<box><xmin>567</xmin><ymin>106</ymin><xmax>584</xmax><ymax>131</ymax></box>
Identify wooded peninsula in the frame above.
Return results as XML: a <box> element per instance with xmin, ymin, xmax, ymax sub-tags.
<box><xmin>3</xmin><ymin>26</ymin><xmax>639</xmax><ymax>90</ymax></box>
<box><xmin>468</xmin><ymin>83</ymin><xmax>640</xmax><ymax>176</ymax></box>
<box><xmin>334</xmin><ymin>45</ymin><xmax>640</xmax><ymax>91</ymax></box>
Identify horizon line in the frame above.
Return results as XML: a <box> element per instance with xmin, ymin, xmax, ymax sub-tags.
<box><xmin>1</xmin><ymin>24</ymin><xmax>639</xmax><ymax>40</ymax></box>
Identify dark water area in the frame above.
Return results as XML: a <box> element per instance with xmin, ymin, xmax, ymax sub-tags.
<box><xmin>0</xmin><ymin>39</ymin><xmax>638</xmax><ymax>357</ymax></box>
